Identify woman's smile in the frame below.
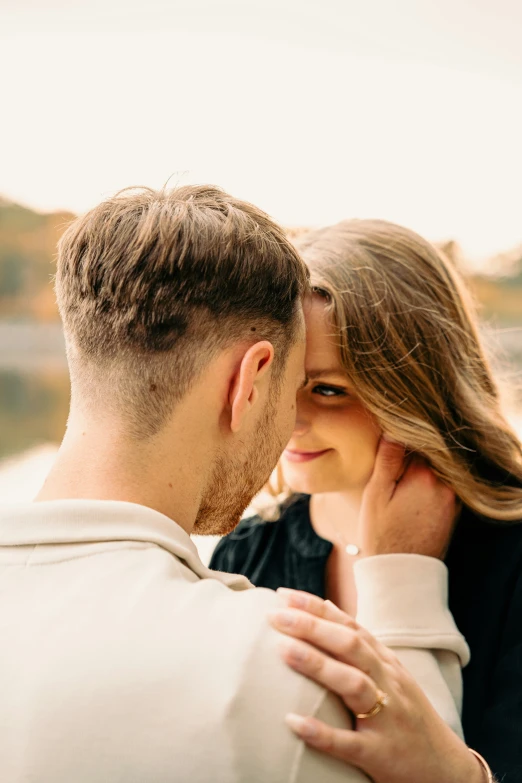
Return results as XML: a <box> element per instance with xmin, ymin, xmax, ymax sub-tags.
<box><xmin>283</xmin><ymin>448</ymin><xmax>333</xmax><ymax>463</ymax></box>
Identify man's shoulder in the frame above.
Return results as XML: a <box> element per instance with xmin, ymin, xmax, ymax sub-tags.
<box><xmin>0</xmin><ymin>534</ymin><xmax>356</xmax><ymax>782</ymax></box>
<box><xmin>114</xmin><ymin>570</ymin><xmax>344</xmax><ymax>779</ymax></box>
<box><xmin>144</xmin><ymin>572</ymin><xmax>323</xmax><ymax>708</ymax></box>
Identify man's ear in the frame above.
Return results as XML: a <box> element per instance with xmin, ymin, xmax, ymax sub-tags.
<box><xmin>229</xmin><ymin>341</ymin><xmax>275</xmax><ymax>433</ymax></box>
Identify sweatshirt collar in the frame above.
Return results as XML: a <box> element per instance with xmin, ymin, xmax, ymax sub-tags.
<box><xmin>0</xmin><ymin>499</ymin><xmax>252</xmax><ymax>590</ymax></box>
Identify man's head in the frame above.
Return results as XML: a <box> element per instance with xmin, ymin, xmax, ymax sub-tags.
<box><xmin>56</xmin><ymin>185</ymin><xmax>309</xmax><ymax>532</ymax></box>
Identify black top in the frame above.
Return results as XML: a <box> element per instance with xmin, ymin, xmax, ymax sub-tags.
<box><xmin>210</xmin><ymin>495</ymin><xmax>522</xmax><ymax>783</ymax></box>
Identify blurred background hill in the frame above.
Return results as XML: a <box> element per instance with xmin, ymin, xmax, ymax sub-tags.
<box><xmin>0</xmin><ymin>197</ymin><xmax>520</xmax><ymax>465</ymax></box>
<box><xmin>1</xmin><ymin>198</ymin><xmax>521</xmax><ymax>326</ymax></box>
<box><xmin>0</xmin><ymin>199</ymin><xmax>74</xmax><ymax>321</ymax></box>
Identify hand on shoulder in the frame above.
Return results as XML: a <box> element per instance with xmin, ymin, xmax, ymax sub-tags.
<box><xmin>269</xmin><ymin>590</ymin><xmax>487</xmax><ymax>783</ymax></box>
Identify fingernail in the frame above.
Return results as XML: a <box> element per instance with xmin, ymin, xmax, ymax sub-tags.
<box><xmin>285</xmin><ymin>713</ymin><xmax>319</xmax><ymax>739</ymax></box>
<box><xmin>268</xmin><ymin>610</ymin><xmax>298</xmax><ymax>629</ymax></box>
<box><xmin>282</xmin><ymin>642</ymin><xmax>309</xmax><ymax>665</ymax></box>
<box><xmin>277</xmin><ymin>588</ymin><xmax>309</xmax><ymax>609</ymax></box>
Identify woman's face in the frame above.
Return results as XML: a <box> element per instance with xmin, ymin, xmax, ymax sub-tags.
<box><xmin>281</xmin><ymin>296</ymin><xmax>381</xmax><ymax>495</ymax></box>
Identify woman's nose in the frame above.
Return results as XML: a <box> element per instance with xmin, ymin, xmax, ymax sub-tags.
<box><xmin>293</xmin><ymin>399</ymin><xmax>311</xmax><ymax>437</ymax></box>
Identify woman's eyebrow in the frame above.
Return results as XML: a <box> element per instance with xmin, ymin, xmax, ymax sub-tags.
<box><xmin>306</xmin><ymin>368</ymin><xmax>347</xmax><ymax>380</ymax></box>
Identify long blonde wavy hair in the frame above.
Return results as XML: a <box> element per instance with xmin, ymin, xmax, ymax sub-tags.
<box><xmin>272</xmin><ymin>219</ymin><xmax>522</xmax><ymax>522</ymax></box>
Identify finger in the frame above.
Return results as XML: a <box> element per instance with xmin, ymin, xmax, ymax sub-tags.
<box><xmin>285</xmin><ymin>713</ymin><xmax>369</xmax><ymax>766</ymax></box>
<box><xmin>275</xmin><ymin>589</ymin><xmax>394</xmax><ymax>662</ymax></box>
<box><xmin>267</xmin><ymin>609</ymin><xmax>383</xmax><ymax>679</ymax></box>
<box><xmin>400</xmin><ymin>458</ymin><xmax>456</xmax><ymax>504</ymax></box>
<box><xmin>368</xmin><ymin>437</ymin><xmax>406</xmax><ymax>494</ymax></box>
<box><xmin>397</xmin><ymin>456</ymin><xmax>436</xmax><ymax>490</ymax></box>
<box><xmin>397</xmin><ymin>458</ymin><xmax>457</xmax><ymax>523</ymax></box>
<box><xmin>280</xmin><ymin>638</ymin><xmax>380</xmax><ymax>716</ymax></box>
<box><xmin>276</xmin><ymin>588</ymin><xmax>358</xmax><ymax>628</ymax></box>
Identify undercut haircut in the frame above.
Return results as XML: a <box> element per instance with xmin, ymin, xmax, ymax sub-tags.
<box><xmin>56</xmin><ymin>185</ymin><xmax>309</xmax><ymax>436</ymax></box>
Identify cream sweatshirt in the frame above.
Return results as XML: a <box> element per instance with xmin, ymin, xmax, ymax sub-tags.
<box><xmin>0</xmin><ymin>500</ymin><xmax>468</xmax><ymax>783</ymax></box>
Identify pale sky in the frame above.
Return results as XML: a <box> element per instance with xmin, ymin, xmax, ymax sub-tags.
<box><xmin>1</xmin><ymin>0</ymin><xmax>522</xmax><ymax>264</ymax></box>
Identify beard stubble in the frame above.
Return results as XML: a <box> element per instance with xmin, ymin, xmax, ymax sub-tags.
<box><xmin>194</xmin><ymin>392</ymin><xmax>285</xmax><ymax>536</ymax></box>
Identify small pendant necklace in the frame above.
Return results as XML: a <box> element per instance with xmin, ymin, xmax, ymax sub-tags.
<box><xmin>327</xmin><ymin>516</ymin><xmax>361</xmax><ymax>557</ymax></box>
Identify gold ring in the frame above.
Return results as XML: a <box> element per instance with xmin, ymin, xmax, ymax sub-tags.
<box><xmin>356</xmin><ymin>689</ymin><xmax>390</xmax><ymax>720</ymax></box>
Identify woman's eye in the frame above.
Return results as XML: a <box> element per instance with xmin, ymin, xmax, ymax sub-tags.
<box><xmin>312</xmin><ymin>384</ymin><xmax>348</xmax><ymax>398</ymax></box>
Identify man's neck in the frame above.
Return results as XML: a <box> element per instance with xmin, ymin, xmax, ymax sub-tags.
<box><xmin>36</xmin><ymin>412</ymin><xmax>213</xmax><ymax>536</ymax></box>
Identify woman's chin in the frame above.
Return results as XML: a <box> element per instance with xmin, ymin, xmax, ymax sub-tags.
<box><xmin>282</xmin><ymin>462</ymin><xmax>374</xmax><ymax>496</ymax></box>
<box><xmin>283</xmin><ymin>466</ymin><xmax>336</xmax><ymax>496</ymax></box>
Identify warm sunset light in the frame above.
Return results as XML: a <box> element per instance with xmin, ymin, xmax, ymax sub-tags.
<box><xmin>1</xmin><ymin>0</ymin><xmax>522</xmax><ymax>264</ymax></box>
<box><xmin>1</xmin><ymin>6</ymin><xmax>522</xmax><ymax>783</ymax></box>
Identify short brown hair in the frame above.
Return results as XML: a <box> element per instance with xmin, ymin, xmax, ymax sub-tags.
<box><xmin>56</xmin><ymin>185</ymin><xmax>309</xmax><ymax>436</ymax></box>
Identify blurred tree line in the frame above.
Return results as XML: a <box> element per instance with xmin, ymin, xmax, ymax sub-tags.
<box><xmin>0</xmin><ymin>369</ymin><xmax>70</xmax><ymax>459</ymax></box>
<box><xmin>0</xmin><ymin>199</ymin><xmax>520</xmax><ymax>459</ymax></box>
<box><xmin>0</xmin><ymin>198</ymin><xmax>521</xmax><ymax>326</ymax></box>
<box><xmin>0</xmin><ymin>199</ymin><xmax>73</xmax><ymax>321</ymax></box>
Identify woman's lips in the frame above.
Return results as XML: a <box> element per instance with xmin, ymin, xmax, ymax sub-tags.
<box><xmin>283</xmin><ymin>448</ymin><xmax>332</xmax><ymax>463</ymax></box>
